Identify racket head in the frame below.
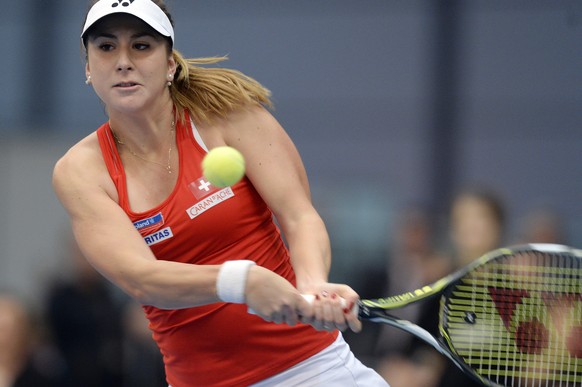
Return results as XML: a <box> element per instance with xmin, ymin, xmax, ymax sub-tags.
<box><xmin>440</xmin><ymin>244</ymin><xmax>582</xmax><ymax>386</ymax></box>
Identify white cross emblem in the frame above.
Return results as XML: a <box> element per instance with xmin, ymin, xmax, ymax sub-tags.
<box><xmin>198</xmin><ymin>179</ymin><xmax>212</xmax><ymax>192</ymax></box>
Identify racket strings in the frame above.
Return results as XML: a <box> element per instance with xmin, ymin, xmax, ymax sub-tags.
<box><xmin>443</xmin><ymin>250</ymin><xmax>582</xmax><ymax>386</ymax></box>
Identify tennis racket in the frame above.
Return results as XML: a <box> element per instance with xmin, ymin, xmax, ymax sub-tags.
<box><xmin>319</xmin><ymin>244</ymin><xmax>582</xmax><ymax>386</ymax></box>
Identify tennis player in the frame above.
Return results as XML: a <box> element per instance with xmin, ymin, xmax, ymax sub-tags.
<box><xmin>53</xmin><ymin>0</ymin><xmax>388</xmax><ymax>385</ymax></box>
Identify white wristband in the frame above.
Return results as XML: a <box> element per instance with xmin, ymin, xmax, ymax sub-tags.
<box><xmin>216</xmin><ymin>260</ymin><xmax>256</xmax><ymax>304</ymax></box>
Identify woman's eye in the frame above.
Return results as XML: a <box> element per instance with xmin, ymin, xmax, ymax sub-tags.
<box><xmin>98</xmin><ymin>43</ymin><xmax>114</xmax><ymax>51</ymax></box>
<box><xmin>134</xmin><ymin>43</ymin><xmax>150</xmax><ymax>50</ymax></box>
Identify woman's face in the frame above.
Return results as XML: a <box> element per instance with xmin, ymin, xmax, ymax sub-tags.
<box><xmin>85</xmin><ymin>14</ymin><xmax>175</xmax><ymax>114</ymax></box>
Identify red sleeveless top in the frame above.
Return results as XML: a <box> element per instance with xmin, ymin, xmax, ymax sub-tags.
<box><xmin>96</xmin><ymin>113</ymin><xmax>337</xmax><ymax>386</ymax></box>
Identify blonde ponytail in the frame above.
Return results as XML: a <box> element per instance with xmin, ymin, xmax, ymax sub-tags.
<box><xmin>170</xmin><ymin>51</ymin><xmax>272</xmax><ymax>124</ymax></box>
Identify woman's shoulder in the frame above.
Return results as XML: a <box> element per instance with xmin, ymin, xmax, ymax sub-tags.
<box><xmin>199</xmin><ymin>103</ymin><xmax>272</xmax><ymax>127</ymax></box>
<box><xmin>54</xmin><ymin>131</ymin><xmax>101</xmax><ymax>174</ymax></box>
<box><xmin>194</xmin><ymin>104</ymin><xmax>277</xmax><ymax>145</ymax></box>
<box><xmin>52</xmin><ymin>130</ymin><xmax>114</xmax><ymax>198</ymax></box>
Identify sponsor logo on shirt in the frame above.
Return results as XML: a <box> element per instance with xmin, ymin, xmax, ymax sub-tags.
<box><xmin>143</xmin><ymin>227</ymin><xmax>173</xmax><ymax>246</ymax></box>
<box><xmin>133</xmin><ymin>212</ymin><xmax>164</xmax><ymax>232</ymax></box>
<box><xmin>188</xmin><ymin>177</ymin><xmax>223</xmax><ymax>200</ymax></box>
<box><xmin>186</xmin><ymin>178</ymin><xmax>235</xmax><ymax>219</ymax></box>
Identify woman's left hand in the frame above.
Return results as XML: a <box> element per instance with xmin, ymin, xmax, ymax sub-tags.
<box><xmin>299</xmin><ymin>283</ymin><xmax>362</xmax><ymax>333</ymax></box>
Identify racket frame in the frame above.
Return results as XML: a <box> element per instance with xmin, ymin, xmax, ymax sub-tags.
<box><xmin>356</xmin><ymin>244</ymin><xmax>582</xmax><ymax>387</ymax></box>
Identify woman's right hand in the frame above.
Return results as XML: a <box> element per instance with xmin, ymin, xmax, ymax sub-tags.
<box><xmin>244</xmin><ymin>265</ymin><xmax>313</xmax><ymax>326</ymax></box>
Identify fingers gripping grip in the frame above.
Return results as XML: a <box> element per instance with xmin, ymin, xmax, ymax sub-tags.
<box><xmin>248</xmin><ymin>294</ymin><xmax>359</xmax><ymax>316</ymax></box>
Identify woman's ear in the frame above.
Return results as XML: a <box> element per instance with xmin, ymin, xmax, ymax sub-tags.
<box><xmin>85</xmin><ymin>63</ymin><xmax>92</xmax><ymax>85</ymax></box>
<box><xmin>168</xmin><ymin>54</ymin><xmax>177</xmax><ymax>76</ymax></box>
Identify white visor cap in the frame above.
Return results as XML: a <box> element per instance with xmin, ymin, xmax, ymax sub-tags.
<box><xmin>82</xmin><ymin>0</ymin><xmax>174</xmax><ymax>47</ymax></box>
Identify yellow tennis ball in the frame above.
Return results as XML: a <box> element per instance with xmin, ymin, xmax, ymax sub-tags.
<box><xmin>202</xmin><ymin>146</ymin><xmax>246</xmax><ymax>187</ymax></box>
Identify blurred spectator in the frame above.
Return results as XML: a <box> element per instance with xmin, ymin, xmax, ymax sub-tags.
<box><xmin>373</xmin><ymin>206</ymin><xmax>449</xmax><ymax>357</ymax></box>
<box><xmin>0</xmin><ymin>293</ymin><xmax>63</xmax><ymax>387</ymax></box>
<box><xmin>376</xmin><ymin>188</ymin><xmax>506</xmax><ymax>387</ymax></box>
<box><xmin>45</xmin><ymin>238</ymin><xmax>125</xmax><ymax>387</ymax></box>
<box><xmin>448</xmin><ymin>188</ymin><xmax>506</xmax><ymax>267</ymax></box>
<box><xmin>515</xmin><ymin>206</ymin><xmax>567</xmax><ymax>245</ymax></box>
<box><xmin>342</xmin><ymin>205</ymin><xmax>448</xmax><ymax>374</ymax></box>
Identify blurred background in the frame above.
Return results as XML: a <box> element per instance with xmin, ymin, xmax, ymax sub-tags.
<box><xmin>0</xmin><ymin>0</ymin><xmax>580</xmax><ymax>386</ymax></box>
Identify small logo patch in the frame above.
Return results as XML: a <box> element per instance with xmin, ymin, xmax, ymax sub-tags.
<box><xmin>133</xmin><ymin>212</ymin><xmax>164</xmax><ymax>232</ymax></box>
<box><xmin>143</xmin><ymin>227</ymin><xmax>173</xmax><ymax>246</ymax></box>
<box><xmin>111</xmin><ymin>0</ymin><xmax>135</xmax><ymax>8</ymax></box>
<box><xmin>186</xmin><ymin>187</ymin><xmax>235</xmax><ymax>219</ymax></box>
<box><xmin>188</xmin><ymin>177</ymin><xmax>220</xmax><ymax>200</ymax></box>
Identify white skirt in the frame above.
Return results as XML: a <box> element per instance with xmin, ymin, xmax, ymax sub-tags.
<box><xmin>251</xmin><ymin>332</ymin><xmax>389</xmax><ymax>386</ymax></box>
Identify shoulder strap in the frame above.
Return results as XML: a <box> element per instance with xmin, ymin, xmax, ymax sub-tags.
<box><xmin>96</xmin><ymin>123</ymin><xmax>129</xmax><ymax>209</ymax></box>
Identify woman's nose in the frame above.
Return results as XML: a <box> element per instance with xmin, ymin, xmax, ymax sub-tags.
<box><xmin>116</xmin><ymin>49</ymin><xmax>134</xmax><ymax>71</ymax></box>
